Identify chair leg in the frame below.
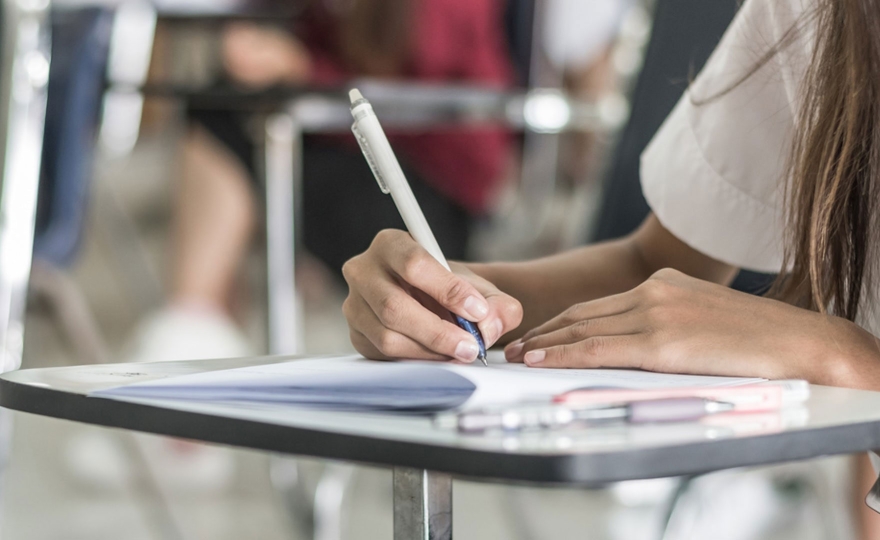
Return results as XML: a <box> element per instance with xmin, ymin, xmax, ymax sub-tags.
<box><xmin>116</xmin><ymin>431</ymin><xmax>190</xmax><ymax>540</ymax></box>
<box><xmin>270</xmin><ymin>456</ymin><xmax>316</xmax><ymax>538</ymax></box>
<box><xmin>314</xmin><ymin>463</ymin><xmax>355</xmax><ymax>540</ymax></box>
<box><xmin>28</xmin><ymin>261</ymin><xmax>110</xmax><ymax>365</ymax></box>
<box><xmin>501</xmin><ymin>487</ymin><xmax>541</xmax><ymax>540</ymax></box>
<box><xmin>658</xmin><ymin>476</ymin><xmax>696</xmax><ymax>540</ymax></box>
<box><xmin>27</xmin><ymin>262</ymin><xmax>191</xmax><ymax>539</ymax></box>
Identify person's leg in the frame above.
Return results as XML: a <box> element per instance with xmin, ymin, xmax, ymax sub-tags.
<box><xmin>125</xmin><ymin>109</ymin><xmax>259</xmax><ymax>365</ymax></box>
<box><xmin>171</xmin><ymin>124</ymin><xmax>257</xmax><ymax>313</ymax></box>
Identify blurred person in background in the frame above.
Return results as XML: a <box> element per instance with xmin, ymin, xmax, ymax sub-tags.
<box><xmin>65</xmin><ymin>0</ymin><xmax>514</xmax><ymax>491</ymax></box>
<box><xmin>544</xmin><ymin>0</ymin><xmax>632</xmax><ymax>183</ymax></box>
<box><xmin>128</xmin><ymin>0</ymin><xmax>514</xmax><ymax>363</ymax></box>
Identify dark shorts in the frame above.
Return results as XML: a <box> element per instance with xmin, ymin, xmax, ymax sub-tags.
<box><xmin>187</xmin><ymin>107</ymin><xmax>472</xmax><ymax>277</ymax></box>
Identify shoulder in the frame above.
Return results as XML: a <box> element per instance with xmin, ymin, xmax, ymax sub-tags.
<box><xmin>638</xmin><ymin>0</ymin><xmax>820</xmax><ymax>273</ymax></box>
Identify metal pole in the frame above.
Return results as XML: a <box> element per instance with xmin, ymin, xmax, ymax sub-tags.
<box><xmin>267</xmin><ymin>111</ymin><xmax>345</xmax><ymax>540</ymax></box>
<box><xmin>264</xmin><ymin>112</ymin><xmax>302</xmax><ymax>355</ymax></box>
<box><xmin>0</xmin><ymin>0</ymin><xmax>50</xmax><ymax>372</ymax></box>
<box><xmin>393</xmin><ymin>468</ymin><xmax>453</xmax><ymax>540</ymax></box>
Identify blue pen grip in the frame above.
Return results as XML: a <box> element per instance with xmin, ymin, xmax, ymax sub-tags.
<box><xmin>454</xmin><ymin>315</ymin><xmax>487</xmax><ymax>358</ymax></box>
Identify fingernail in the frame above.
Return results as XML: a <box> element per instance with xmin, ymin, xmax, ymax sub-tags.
<box><xmin>524</xmin><ymin>350</ymin><xmax>546</xmax><ymax>365</ymax></box>
<box><xmin>483</xmin><ymin>318</ymin><xmax>503</xmax><ymax>346</ymax></box>
<box><xmin>504</xmin><ymin>339</ymin><xmax>523</xmax><ymax>360</ymax></box>
<box><xmin>464</xmin><ymin>296</ymin><xmax>489</xmax><ymax>320</ymax></box>
<box><xmin>455</xmin><ymin>340</ymin><xmax>480</xmax><ymax>362</ymax></box>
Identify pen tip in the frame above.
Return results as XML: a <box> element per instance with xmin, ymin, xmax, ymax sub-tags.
<box><xmin>479</xmin><ymin>355</ymin><xmax>488</xmax><ymax>367</ymax></box>
<box><xmin>349</xmin><ymin>88</ymin><xmax>363</xmax><ymax>104</ymax></box>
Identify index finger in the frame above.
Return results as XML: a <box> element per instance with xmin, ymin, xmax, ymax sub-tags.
<box><xmin>380</xmin><ymin>237</ymin><xmax>490</xmax><ymax>323</ymax></box>
<box><xmin>520</xmin><ymin>289</ymin><xmax>638</xmax><ymax>343</ymax></box>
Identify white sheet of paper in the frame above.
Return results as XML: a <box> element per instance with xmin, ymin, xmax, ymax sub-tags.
<box><xmin>447</xmin><ymin>360</ymin><xmax>764</xmax><ymax>408</ymax></box>
<box><xmin>92</xmin><ymin>354</ymin><xmax>765</xmax><ymax>412</ymax></box>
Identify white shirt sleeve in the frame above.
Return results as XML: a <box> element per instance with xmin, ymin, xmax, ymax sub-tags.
<box><xmin>640</xmin><ymin>0</ymin><xmax>814</xmax><ymax>273</ymax></box>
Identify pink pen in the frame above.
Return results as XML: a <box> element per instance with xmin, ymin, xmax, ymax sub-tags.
<box><xmin>553</xmin><ymin>380</ymin><xmax>809</xmax><ymax>413</ymax></box>
<box><xmin>450</xmin><ymin>397</ymin><xmax>735</xmax><ymax>433</ymax></box>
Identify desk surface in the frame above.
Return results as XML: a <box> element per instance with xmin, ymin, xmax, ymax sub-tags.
<box><xmin>3</xmin><ymin>356</ymin><xmax>880</xmax><ymax>486</ymax></box>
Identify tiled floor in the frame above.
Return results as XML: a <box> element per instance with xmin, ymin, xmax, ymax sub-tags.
<box><xmin>0</xmin><ymin>132</ymin><xmax>861</xmax><ymax>540</ymax></box>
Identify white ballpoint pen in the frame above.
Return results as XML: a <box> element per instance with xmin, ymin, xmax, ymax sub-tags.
<box><xmin>349</xmin><ymin>88</ymin><xmax>488</xmax><ymax>365</ymax></box>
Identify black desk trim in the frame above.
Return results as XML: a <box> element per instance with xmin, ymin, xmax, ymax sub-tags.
<box><xmin>4</xmin><ymin>376</ymin><xmax>880</xmax><ymax>486</ymax></box>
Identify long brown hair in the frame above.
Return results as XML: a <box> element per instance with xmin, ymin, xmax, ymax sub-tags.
<box><xmin>773</xmin><ymin>0</ymin><xmax>880</xmax><ymax>321</ymax></box>
<box><xmin>337</xmin><ymin>0</ymin><xmax>412</xmax><ymax>76</ymax></box>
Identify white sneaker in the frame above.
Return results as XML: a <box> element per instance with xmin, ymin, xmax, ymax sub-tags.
<box><xmin>123</xmin><ymin>305</ymin><xmax>253</xmax><ymax>362</ymax></box>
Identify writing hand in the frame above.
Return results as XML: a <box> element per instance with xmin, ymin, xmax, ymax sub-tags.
<box><xmin>343</xmin><ymin>230</ymin><xmax>523</xmax><ymax>362</ymax></box>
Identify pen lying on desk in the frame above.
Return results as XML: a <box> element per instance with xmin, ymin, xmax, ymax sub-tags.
<box><xmin>438</xmin><ymin>397</ymin><xmax>735</xmax><ymax>434</ymax></box>
<box><xmin>554</xmin><ymin>380</ymin><xmax>810</xmax><ymax>411</ymax></box>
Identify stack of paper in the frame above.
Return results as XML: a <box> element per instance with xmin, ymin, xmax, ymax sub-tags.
<box><xmin>92</xmin><ymin>355</ymin><xmax>765</xmax><ymax>413</ymax></box>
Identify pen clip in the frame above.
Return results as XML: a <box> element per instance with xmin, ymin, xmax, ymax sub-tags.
<box><xmin>352</xmin><ymin>124</ymin><xmax>389</xmax><ymax>194</ymax></box>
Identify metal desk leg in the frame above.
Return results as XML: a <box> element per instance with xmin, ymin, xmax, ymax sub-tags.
<box><xmin>264</xmin><ymin>112</ymin><xmax>302</xmax><ymax>355</ymax></box>
<box><xmin>393</xmin><ymin>468</ymin><xmax>453</xmax><ymax>540</ymax></box>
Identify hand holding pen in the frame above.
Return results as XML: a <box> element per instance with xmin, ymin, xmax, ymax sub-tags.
<box><xmin>342</xmin><ymin>90</ymin><xmax>523</xmax><ymax>364</ymax></box>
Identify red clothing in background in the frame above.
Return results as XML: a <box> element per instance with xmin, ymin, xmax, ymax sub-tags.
<box><xmin>303</xmin><ymin>0</ymin><xmax>514</xmax><ymax>215</ymax></box>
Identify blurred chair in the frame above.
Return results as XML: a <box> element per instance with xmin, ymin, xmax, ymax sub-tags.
<box><xmin>36</xmin><ymin>7</ymin><xmax>110</xmax><ymax>266</ymax></box>
<box><xmin>31</xmin><ymin>4</ymin><xmax>157</xmax><ymax>366</ymax></box>
<box><xmin>23</xmin><ymin>8</ymin><xmax>188</xmax><ymax>540</ymax></box>
<box><xmin>29</xmin><ymin>7</ymin><xmax>113</xmax><ymax>366</ymax></box>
